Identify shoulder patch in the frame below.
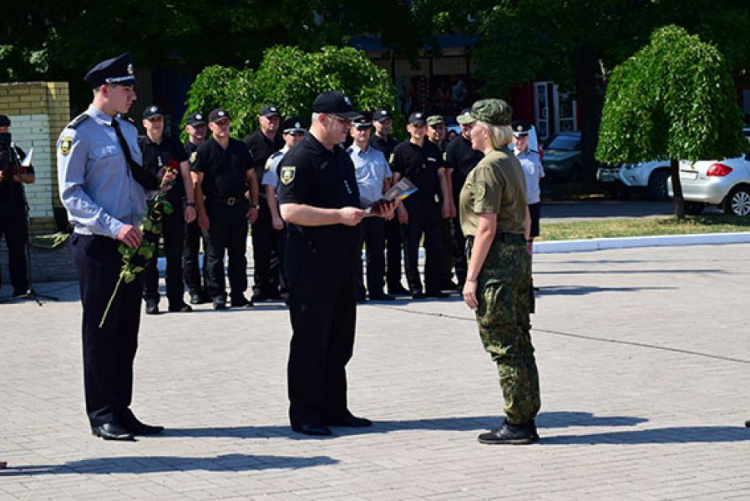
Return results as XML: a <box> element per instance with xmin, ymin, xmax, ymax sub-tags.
<box><xmin>280</xmin><ymin>166</ymin><xmax>296</xmax><ymax>185</ymax></box>
<box><xmin>388</xmin><ymin>153</ymin><xmax>395</xmax><ymax>164</ymax></box>
<box><xmin>189</xmin><ymin>151</ymin><xmax>197</xmax><ymax>164</ymax></box>
<box><xmin>59</xmin><ymin>136</ymin><xmax>74</xmax><ymax>156</ymax></box>
<box><xmin>67</xmin><ymin>113</ymin><xmax>89</xmax><ymax>130</ymax></box>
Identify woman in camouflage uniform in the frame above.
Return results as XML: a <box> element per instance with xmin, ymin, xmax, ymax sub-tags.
<box><xmin>460</xmin><ymin>99</ymin><xmax>541</xmax><ymax>445</ymax></box>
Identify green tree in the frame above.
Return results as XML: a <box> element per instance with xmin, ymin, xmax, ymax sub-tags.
<box><xmin>596</xmin><ymin>25</ymin><xmax>745</xmax><ymax>218</ymax></box>
<box><xmin>183</xmin><ymin>45</ymin><xmax>397</xmax><ymax>140</ymax></box>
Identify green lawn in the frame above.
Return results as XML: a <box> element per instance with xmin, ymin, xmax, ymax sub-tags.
<box><xmin>540</xmin><ymin>214</ymin><xmax>750</xmax><ymax>241</ymax></box>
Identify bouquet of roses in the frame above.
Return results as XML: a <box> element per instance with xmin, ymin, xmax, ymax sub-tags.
<box><xmin>99</xmin><ymin>159</ymin><xmax>178</xmax><ymax>328</ymax></box>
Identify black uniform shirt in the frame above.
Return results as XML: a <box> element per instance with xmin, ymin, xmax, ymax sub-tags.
<box><xmin>390</xmin><ymin>139</ymin><xmax>443</xmax><ymax>207</ymax></box>
<box><xmin>192</xmin><ymin>137</ymin><xmax>252</xmax><ymax>200</ymax></box>
<box><xmin>278</xmin><ymin>133</ymin><xmax>361</xmax><ymax>268</ymax></box>
<box><xmin>370</xmin><ymin>134</ymin><xmax>398</xmax><ymax>158</ymax></box>
<box><xmin>139</xmin><ymin>135</ymin><xmax>188</xmax><ymax>205</ymax></box>
<box><xmin>445</xmin><ymin>134</ymin><xmax>483</xmax><ymax>200</ymax></box>
<box><xmin>244</xmin><ymin>130</ymin><xmax>283</xmax><ymax>190</ymax></box>
<box><xmin>0</xmin><ymin>146</ymin><xmax>34</xmax><ymax>210</ymax></box>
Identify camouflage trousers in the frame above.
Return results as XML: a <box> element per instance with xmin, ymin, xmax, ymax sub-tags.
<box><xmin>468</xmin><ymin>237</ymin><xmax>541</xmax><ymax>424</ymax></box>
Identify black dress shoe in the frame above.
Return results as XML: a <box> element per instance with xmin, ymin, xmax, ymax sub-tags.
<box><xmin>230</xmin><ymin>296</ymin><xmax>254</xmax><ymax>308</ymax></box>
<box><xmin>369</xmin><ymin>292</ymin><xmax>395</xmax><ymax>301</ymax></box>
<box><xmin>411</xmin><ymin>291</ymin><xmax>425</xmax><ymax>300</ymax></box>
<box><xmin>213</xmin><ymin>297</ymin><xmax>227</xmax><ymax>310</ymax></box>
<box><xmin>91</xmin><ymin>422</ymin><xmax>135</xmax><ymax>441</ymax></box>
<box><xmin>425</xmin><ymin>291</ymin><xmax>450</xmax><ymax>299</ymax></box>
<box><xmin>388</xmin><ymin>284</ymin><xmax>411</xmax><ymax>296</ymax></box>
<box><xmin>168</xmin><ymin>303</ymin><xmax>193</xmax><ymax>313</ymax></box>
<box><xmin>145</xmin><ymin>302</ymin><xmax>160</xmax><ymax>315</ymax></box>
<box><xmin>477</xmin><ymin>420</ymin><xmax>538</xmax><ymax>445</ymax></box>
<box><xmin>120</xmin><ymin>415</ymin><xmax>165</xmax><ymax>436</ymax></box>
<box><xmin>327</xmin><ymin>414</ymin><xmax>372</xmax><ymax>428</ymax></box>
<box><xmin>189</xmin><ymin>293</ymin><xmax>210</xmax><ymax>305</ymax></box>
<box><xmin>292</xmin><ymin>423</ymin><xmax>333</xmax><ymax>436</ymax></box>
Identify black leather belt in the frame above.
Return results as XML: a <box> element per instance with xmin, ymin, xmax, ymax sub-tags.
<box><xmin>208</xmin><ymin>196</ymin><xmax>246</xmax><ymax>206</ymax></box>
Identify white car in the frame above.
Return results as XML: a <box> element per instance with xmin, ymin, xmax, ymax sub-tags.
<box><xmin>597</xmin><ymin>160</ymin><xmax>670</xmax><ymax>200</ymax></box>
<box><xmin>667</xmin><ymin>155</ymin><xmax>750</xmax><ymax>216</ymax></box>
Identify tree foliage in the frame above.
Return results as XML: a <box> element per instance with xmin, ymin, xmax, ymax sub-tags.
<box><xmin>183</xmin><ymin>46</ymin><xmax>398</xmax><ymax>140</ymax></box>
<box><xmin>597</xmin><ymin>25</ymin><xmax>746</xmax><ymax>217</ymax></box>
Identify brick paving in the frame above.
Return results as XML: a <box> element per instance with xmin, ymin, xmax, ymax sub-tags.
<box><xmin>1</xmin><ymin>243</ymin><xmax>750</xmax><ymax>500</ymax></box>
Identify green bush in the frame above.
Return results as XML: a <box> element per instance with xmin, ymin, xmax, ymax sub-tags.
<box><xmin>184</xmin><ymin>45</ymin><xmax>399</xmax><ymax>140</ymax></box>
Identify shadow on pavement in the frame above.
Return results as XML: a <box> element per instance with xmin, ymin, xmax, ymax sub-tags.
<box><xmin>0</xmin><ymin>453</ymin><xmax>337</xmax><ymax>476</ymax></box>
<box><xmin>537</xmin><ymin>285</ymin><xmax>675</xmax><ymax>296</ymax></box>
<box><xmin>542</xmin><ymin>426</ymin><xmax>750</xmax><ymax>445</ymax></box>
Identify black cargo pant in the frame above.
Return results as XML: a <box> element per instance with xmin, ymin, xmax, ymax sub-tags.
<box><xmin>183</xmin><ymin>219</ymin><xmax>208</xmax><ymax>298</ymax></box>
<box><xmin>202</xmin><ymin>201</ymin><xmax>249</xmax><ymax>301</ymax></box>
<box><xmin>0</xmin><ymin>211</ymin><xmax>29</xmax><ymax>294</ymax></box>
<box><xmin>251</xmin><ymin>200</ymin><xmax>280</xmax><ymax>297</ymax></box>
<box><xmin>143</xmin><ymin>207</ymin><xmax>186</xmax><ymax>308</ymax></box>
<box><xmin>403</xmin><ymin>201</ymin><xmax>443</xmax><ymax>295</ymax></box>
<box><xmin>358</xmin><ymin>216</ymin><xmax>386</xmax><ymax>296</ymax></box>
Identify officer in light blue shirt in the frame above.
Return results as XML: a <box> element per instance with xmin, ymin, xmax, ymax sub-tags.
<box><xmin>57</xmin><ymin>53</ymin><xmax>172</xmax><ymax>442</ymax></box>
<box><xmin>347</xmin><ymin>116</ymin><xmax>394</xmax><ymax>301</ymax></box>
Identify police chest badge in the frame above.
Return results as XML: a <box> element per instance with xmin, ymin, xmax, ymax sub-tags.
<box><xmin>189</xmin><ymin>151</ymin><xmax>197</xmax><ymax>164</ymax></box>
<box><xmin>280</xmin><ymin>166</ymin><xmax>296</xmax><ymax>185</ymax></box>
<box><xmin>60</xmin><ymin>136</ymin><xmax>73</xmax><ymax>156</ymax></box>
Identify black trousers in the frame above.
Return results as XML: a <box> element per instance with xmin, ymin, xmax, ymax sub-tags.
<box><xmin>0</xmin><ymin>211</ymin><xmax>29</xmax><ymax>294</ymax></box>
<box><xmin>143</xmin><ymin>209</ymin><xmax>185</xmax><ymax>308</ymax></box>
<box><xmin>251</xmin><ymin>200</ymin><xmax>280</xmax><ymax>297</ymax></box>
<box><xmin>71</xmin><ymin>234</ymin><xmax>142</xmax><ymax>427</ymax></box>
<box><xmin>358</xmin><ymin>217</ymin><xmax>386</xmax><ymax>295</ymax></box>
<box><xmin>202</xmin><ymin>202</ymin><xmax>249</xmax><ymax>300</ymax></box>
<box><xmin>440</xmin><ymin>218</ymin><xmax>454</xmax><ymax>284</ymax></box>
<box><xmin>183</xmin><ymin>219</ymin><xmax>208</xmax><ymax>298</ymax></box>
<box><xmin>403</xmin><ymin>202</ymin><xmax>443</xmax><ymax>294</ymax></box>
<box><xmin>384</xmin><ymin>217</ymin><xmax>403</xmax><ymax>290</ymax></box>
<box><xmin>287</xmin><ymin>247</ymin><xmax>358</xmax><ymax>427</ymax></box>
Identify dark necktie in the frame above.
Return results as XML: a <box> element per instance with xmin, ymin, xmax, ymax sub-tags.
<box><xmin>111</xmin><ymin>117</ymin><xmax>160</xmax><ymax>190</ymax></box>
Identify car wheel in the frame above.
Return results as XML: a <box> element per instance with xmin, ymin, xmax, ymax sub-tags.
<box><xmin>722</xmin><ymin>186</ymin><xmax>750</xmax><ymax>216</ymax></box>
<box><xmin>648</xmin><ymin>170</ymin><xmax>670</xmax><ymax>201</ymax></box>
<box><xmin>684</xmin><ymin>202</ymin><xmax>705</xmax><ymax>215</ymax></box>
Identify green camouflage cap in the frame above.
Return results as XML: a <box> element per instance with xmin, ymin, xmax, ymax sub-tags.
<box><xmin>426</xmin><ymin>115</ymin><xmax>445</xmax><ymax>127</ymax></box>
<box><xmin>470</xmin><ymin>99</ymin><xmax>513</xmax><ymax>126</ymax></box>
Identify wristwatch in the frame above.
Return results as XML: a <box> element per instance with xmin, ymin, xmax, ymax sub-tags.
<box><xmin>186</xmin><ymin>202</ymin><xmax>196</xmax><ymax>208</ymax></box>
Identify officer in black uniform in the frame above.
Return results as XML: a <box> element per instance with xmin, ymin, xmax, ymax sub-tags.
<box><xmin>57</xmin><ymin>53</ymin><xmax>173</xmax><ymax>441</ymax></box>
<box><xmin>243</xmin><ymin>105</ymin><xmax>284</xmax><ymax>301</ymax></box>
<box><xmin>183</xmin><ymin>111</ymin><xmax>210</xmax><ymax>304</ymax></box>
<box><xmin>370</xmin><ymin>109</ymin><xmax>408</xmax><ymax>296</ymax></box>
<box><xmin>278</xmin><ymin>91</ymin><xmax>395</xmax><ymax>437</ymax></box>
<box><xmin>193</xmin><ymin>108</ymin><xmax>259</xmax><ymax>310</ymax></box>
<box><xmin>391</xmin><ymin>112</ymin><xmax>451</xmax><ymax>299</ymax></box>
<box><xmin>0</xmin><ymin>114</ymin><xmax>35</xmax><ymax>298</ymax></box>
<box><xmin>444</xmin><ymin>108</ymin><xmax>483</xmax><ymax>288</ymax></box>
<box><xmin>139</xmin><ymin>105</ymin><xmax>196</xmax><ymax>314</ymax></box>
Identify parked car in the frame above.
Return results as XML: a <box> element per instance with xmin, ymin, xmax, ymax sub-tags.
<box><xmin>665</xmin><ymin>127</ymin><xmax>750</xmax><ymax>216</ymax></box>
<box><xmin>667</xmin><ymin>154</ymin><xmax>750</xmax><ymax>216</ymax></box>
<box><xmin>541</xmin><ymin>132</ymin><xmax>581</xmax><ymax>182</ymax></box>
<box><xmin>597</xmin><ymin>160</ymin><xmax>671</xmax><ymax>200</ymax></box>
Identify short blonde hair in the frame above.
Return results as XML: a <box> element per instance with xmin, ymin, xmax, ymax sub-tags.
<box><xmin>476</xmin><ymin>121</ymin><xmax>513</xmax><ymax>149</ymax></box>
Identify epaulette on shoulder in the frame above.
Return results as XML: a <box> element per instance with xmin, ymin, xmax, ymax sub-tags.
<box><xmin>270</xmin><ymin>150</ymin><xmax>284</xmax><ymax>160</ymax></box>
<box><xmin>118</xmin><ymin>114</ymin><xmax>137</xmax><ymax>128</ymax></box>
<box><xmin>67</xmin><ymin>113</ymin><xmax>90</xmax><ymax>130</ymax></box>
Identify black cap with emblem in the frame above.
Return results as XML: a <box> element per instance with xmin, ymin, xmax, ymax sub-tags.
<box><xmin>208</xmin><ymin>108</ymin><xmax>231</xmax><ymax>123</ymax></box>
<box><xmin>260</xmin><ymin>105</ymin><xmax>280</xmax><ymax>117</ymax></box>
<box><xmin>408</xmin><ymin>112</ymin><xmax>426</xmax><ymax>126</ymax></box>
<box><xmin>312</xmin><ymin>91</ymin><xmax>362</xmax><ymax>120</ymax></box>
<box><xmin>511</xmin><ymin>120</ymin><xmax>532</xmax><ymax>137</ymax></box>
<box><xmin>84</xmin><ymin>53</ymin><xmax>138</xmax><ymax>88</ymax></box>
<box><xmin>142</xmin><ymin>105</ymin><xmax>164</xmax><ymax>120</ymax></box>
<box><xmin>373</xmin><ymin>110</ymin><xmax>391</xmax><ymax>123</ymax></box>
<box><xmin>281</xmin><ymin>116</ymin><xmax>307</xmax><ymax>135</ymax></box>
<box><xmin>186</xmin><ymin>112</ymin><xmax>206</xmax><ymax>127</ymax></box>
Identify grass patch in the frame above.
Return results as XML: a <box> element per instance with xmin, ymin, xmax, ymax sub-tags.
<box><xmin>539</xmin><ymin>214</ymin><xmax>750</xmax><ymax>241</ymax></box>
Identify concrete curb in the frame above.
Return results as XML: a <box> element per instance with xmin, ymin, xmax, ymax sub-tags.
<box><xmin>535</xmin><ymin>231</ymin><xmax>750</xmax><ymax>254</ymax></box>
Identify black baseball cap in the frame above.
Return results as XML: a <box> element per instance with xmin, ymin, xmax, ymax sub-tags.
<box><xmin>281</xmin><ymin>116</ymin><xmax>307</xmax><ymax>134</ymax></box>
<box><xmin>260</xmin><ymin>105</ymin><xmax>280</xmax><ymax>117</ymax></box>
<box><xmin>208</xmin><ymin>108</ymin><xmax>231</xmax><ymax>123</ymax></box>
<box><xmin>408</xmin><ymin>112</ymin><xmax>426</xmax><ymax>126</ymax></box>
<box><xmin>0</xmin><ymin>114</ymin><xmax>10</xmax><ymax>127</ymax></box>
<box><xmin>186</xmin><ymin>112</ymin><xmax>206</xmax><ymax>127</ymax></box>
<box><xmin>373</xmin><ymin>109</ymin><xmax>392</xmax><ymax>122</ymax></box>
<box><xmin>84</xmin><ymin>53</ymin><xmax>138</xmax><ymax>88</ymax></box>
<box><xmin>142</xmin><ymin>105</ymin><xmax>164</xmax><ymax>120</ymax></box>
<box><xmin>312</xmin><ymin>91</ymin><xmax>362</xmax><ymax>121</ymax></box>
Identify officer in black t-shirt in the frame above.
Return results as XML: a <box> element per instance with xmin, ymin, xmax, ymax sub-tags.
<box><xmin>139</xmin><ymin>105</ymin><xmax>196</xmax><ymax>314</ymax></box>
<box><xmin>243</xmin><ymin>105</ymin><xmax>285</xmax><ymax>302</ymax></box>
<box><xmin>278</xmin><ymin>91</ymin><xmax>395</xmax><ymax>437</ymax></box>
<box><xmin>390</xmin><ymin>112</ymin><xmax>451</xmax><ymax>300</ymax></box>
<box><xmin>370</xmin><ymin>109</ymin><xmax>408</xmax><ymax>296</ymax></box>
<box><xmin>193</xmin><ymin>109</ymin><xmax>260</xmax><ymax>310</ymax></box>
<box><xmin>0</xmin><ymin>114</ymin><xmax>35</xmax><ymax>298</ymax></box>
<box><xmin>183</xmin><ymin>111</ymin><xmax>210</xmax><ymax>304</ymax></box>
<box><xmin>444</xmin><ymin>108</ymin><xmax>484</xmax><ymax>289</ymax></box>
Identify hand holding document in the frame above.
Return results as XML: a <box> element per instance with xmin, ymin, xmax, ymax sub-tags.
<box><xmin>365</xmin><ymin>178</ymin><xmax>418</xmax><ymax>216</ymax></box>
